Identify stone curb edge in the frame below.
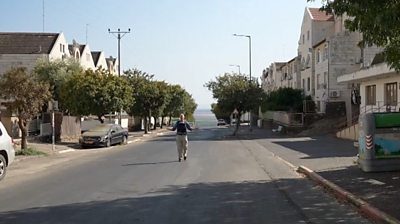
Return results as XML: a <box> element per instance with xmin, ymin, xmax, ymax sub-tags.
<box><xmin>297</xmin><ymin>165</ymin><xmax>400</xmax><ymax>224</ymax></box>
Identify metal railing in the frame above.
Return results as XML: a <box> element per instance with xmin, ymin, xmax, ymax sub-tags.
<box><xmin>336</xmin><ymin>101</ymin><xmax>400</xmax><ymax>130</ymax></box>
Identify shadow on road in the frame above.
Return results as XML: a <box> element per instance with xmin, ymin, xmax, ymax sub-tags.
<box><xmin>122</xmin><ymin>161</ymin><xmax>178</xmax><ymax>166</ymax></box>
<box><xmin>0</xmin><ymin>179</ymin><xmax>365</xmax><ymax>224</ymax></box>
<box><xmin>261</xmin><ymin>135</ymin><xmax>358</xmax><ymax>159</ymax></box>
<box><xmin>317</xmin><ymin>166</ymin><xmax>400</xmax><ymax>220</ymax></box>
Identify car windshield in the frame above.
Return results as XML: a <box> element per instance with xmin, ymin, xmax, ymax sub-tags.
<box><xmin>89</xmin><ymin>125</ymin><xmax>111</xmax><ymax>132</ymax></box>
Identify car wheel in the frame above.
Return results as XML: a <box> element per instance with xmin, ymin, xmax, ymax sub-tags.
<box><xmin>121</xmin><ymin>136</ymin><xmax>127</xmax><ymax>145</ymax></box>
<box><xmin>0</xmin><ymin>154</ymin><xmax>7</xmax><ymax>181</ymax></box>
<box><xmin>106</xmin><ymin>138</ymin><xmax>111</xmax><ymax>148</ymax></box>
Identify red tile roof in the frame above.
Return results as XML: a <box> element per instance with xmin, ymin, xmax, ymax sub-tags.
<box><xmin>0</xmin><ymin>32</ymin><xmax>59</xmax><ymax>54</ymax></box>
<box><xmin>308</xmin><ymin>8</ymin><xmax>334</xmax><ymax>21</ymax></box>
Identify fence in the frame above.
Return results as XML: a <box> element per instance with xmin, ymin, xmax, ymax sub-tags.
<box><xmin>272</xmin><ymin>111</ymin><xmax>304</xmax><ymax>127</ymax></box>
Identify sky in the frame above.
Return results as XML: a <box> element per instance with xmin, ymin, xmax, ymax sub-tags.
<box><xmin>0</xmin><ymin>0</ymin><xmax>322</xmax><ymax>109</ymax></box>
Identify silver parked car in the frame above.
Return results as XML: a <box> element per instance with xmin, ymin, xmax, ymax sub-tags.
<box><xmin>0</xmin><ymin>121</ymin><xmax>15</xmax><ymax>181</ymax></box>
<box><xmin>79</xmin><ymin>124</ymin><xmax>128</xmax><ymax>148</ymax></box>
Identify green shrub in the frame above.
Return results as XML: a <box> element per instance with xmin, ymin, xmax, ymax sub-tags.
<box><xmin>261</xmin><ymin>87</ymin><xmax>305</xmax><ymax>112</ymax></box>
<box><xmin>16</xmin><ymin>147</ymin><xmax>48</xmax><ymax>156</ymax></box>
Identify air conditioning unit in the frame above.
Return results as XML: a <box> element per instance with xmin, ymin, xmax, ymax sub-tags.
<box><xmin>329</xmin><ymin>90</ymin><xmax>340</xmax><ymax>98</ymax></box>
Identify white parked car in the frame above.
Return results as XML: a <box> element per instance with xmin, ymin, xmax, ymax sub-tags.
<box><xmin>0</xmin><ymin>121</ymin><xmax>15</xmax><ymax>181</ymax></box>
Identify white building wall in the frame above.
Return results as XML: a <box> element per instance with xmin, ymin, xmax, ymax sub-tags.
<box><xmin>298</xmin><ymin>8</ymin><xmax>334</xmax><ymax>97</ymax></box>
<box><xmin>359</xmin><ymin>72</ymin><xmax>399</xmax><ymax>111</ymax></box>
<box><xmin>80</xmin><ymin>45</ymin><xmax>95</xmax><ymax>70</ymax></box>
<box><xmin>96</xmin><ymin>52</ymin><xmax>108</xmax><ymax>70</ymax></box>
<box><xmin>302</xmin><ymin>68</ymin><xmax>312</xmax><ymax>96</ymax></box>
<box><xmin>312</xmin><ymin>21</ymin><xmax>335</xmax><ymax>46</ymax></box>
<box><xmin>49</xmin><ymin>32</ymin><xmax>70</xmax><ymax>61</ymax></box>
<box><xmin>363</xmin><ymin>45</ymin><xmax>382</xmax><ymax>68</ymax></box>
<box><xmin>314</xmin><ymin>55</ymin><xmax>329</xmax><ymax>112</ymax></box>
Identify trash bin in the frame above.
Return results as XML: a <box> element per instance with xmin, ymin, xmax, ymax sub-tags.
<box><xmin>358</xmin><ymin>112</ymin><xmax>400</xmax><ymax>172</ymax></box>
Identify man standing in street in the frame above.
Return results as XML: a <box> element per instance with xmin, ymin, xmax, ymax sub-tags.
<box><xmin>172</xmin><ymin>114</ymin><xmax>193</xmax><ymax>162</ymax></box>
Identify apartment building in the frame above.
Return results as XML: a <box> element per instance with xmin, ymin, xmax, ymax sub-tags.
<box><xmin>298</xmin><ymin>8</ymin><xmax>335</xmax><ymax>98</ymax></box>
<box><xmin>261</xmin><ymin>62</ymin><xmax>285</xmax><ymax>93</ymax></box>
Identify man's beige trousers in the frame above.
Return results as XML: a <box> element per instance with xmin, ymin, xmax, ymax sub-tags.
<box><xmin>176</xmin><ymin>135</ymin><xmax>188</xmax><ymax>159</ymax></box>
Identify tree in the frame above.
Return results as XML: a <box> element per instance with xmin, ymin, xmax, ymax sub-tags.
<box><xmin>205</xmin><ymin>73</ymin><xmax>264</xmax><ymax>135</ymax></box>
<box><xmin>149</xmin><ymin>81</ymin><xmax>170</xmax><ymax>130</ymax></box>
<box><xmin>211</xmin><ymin>103</ymin><xmax>231</xmax><ymax>122</ymax></box>
<box><xmin>182</xmin><ymin>91</ymin><xmax>197</xmax><ymax>121</ymax></box>
<box><xmin>163</xmin><ymin>84</ymin><xmax>186</xmax><ymax>126</ymax></box>
<box><xmin>34</xmin><ymin>59</ymin><xmax>83</xmax><ymax>111</ymax></box>
<box><xmin>61</xmin><ymin>69</ymin><xmax>133</xmax><ymax>122</ymax></box>
<box><xmin>312</xmin><ymin>0</ymin><xmax>400</xmax><ymax>71</ymax></box>
<box><xmin>0</xmin><ymin>68</ymin><xmax>51</xmax><ymax>150</ymax></box>
<box><xmin>261</xmin><ymin>87</ymin><xmax>304</xmax><ymax>112</ymax></box>
<box><xmin>125</xmin><ymin>69</ymin><xmax>155</xmax><ymax>134</ymax></box>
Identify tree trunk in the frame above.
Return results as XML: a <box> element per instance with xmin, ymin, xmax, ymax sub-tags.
<box><xmin>144</xmin><ymin>116</ymin><xmax>148</xmax><ymax>134</ymax></box>
<box><xmin>18</xmin><ymin>118</ymin><xmax>28</xmax><ymax>150</ymax></box>
<box><xmin>168</xmin><ymin>115</ymin><xmax>172</xmax><ymax>126</ymax></box>
<box><xmin>160</xmin><ymin>116</ymin><xmax>164</xmax><ymax>129</ymax></box>
<box><xmin>98</xmin><ymin>115</ymin><xmax>104</xmax><ymax>123</ymax></box>
<box><xmin>153</xmin><ymin>116</ymin><xmax>157</xmax><ymax>130</ymax></box>
<box><xmin>233</xmin><ymin>113</ymin><xmax>241</xmax><ymax>136</ymax></box>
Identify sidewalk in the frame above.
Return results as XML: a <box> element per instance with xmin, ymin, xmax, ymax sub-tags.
<box><xmin>14</xmin><ymin>127</ymin><xmax>171</xmax><ymax>160</ymax></box>
<box><xmin>234</xmin><ymin>126</ymin><xmax>400</xmax><ymax>223</ymax></box>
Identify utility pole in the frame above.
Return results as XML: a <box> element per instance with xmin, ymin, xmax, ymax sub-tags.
<box><xmin>42</xmin><ymin>0</ymin><xmax>45</xmax><ymax>32</ymax></box>
<box><xmin>86</xmin><ymin>24</ymin><xmax>89</xmax><ymax>44</ymax></box>
<box><xmin>108</xmin><ymin>28</ymin><xmax>131</xmax><ymax>125</ymax></box>
<box><xmin>233</xmin><ymin>34</ymin><xmax>252</xmax><ymax>131</ymax></box>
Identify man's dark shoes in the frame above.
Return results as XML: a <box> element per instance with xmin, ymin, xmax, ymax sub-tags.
<box><xmin>184</xmin><ymin>156</ymin><xmax>187</xmax><ymax>161</ymax></box>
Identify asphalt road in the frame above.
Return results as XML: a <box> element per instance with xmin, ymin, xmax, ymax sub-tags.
<box><xmin>0</xmin><ymin>127</ymin><xmax>370</xmax><ymax>224</ymax></box>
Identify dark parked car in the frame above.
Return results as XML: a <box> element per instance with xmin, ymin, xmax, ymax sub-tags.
<box><xmin>80</xmin><ymin>124</ymin><xmax>128</xmax><ymax>148</ymax></box>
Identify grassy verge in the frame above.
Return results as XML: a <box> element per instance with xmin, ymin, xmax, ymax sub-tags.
<box><xmin>16</xmin><ymin>147</ymin><xmax>48</xmax><ymax>156</ymax></box>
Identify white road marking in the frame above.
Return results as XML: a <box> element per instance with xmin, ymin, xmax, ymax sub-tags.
<box><xmin>268</xmin><ymin>137</ymin><xmax>315</xmax><ymax>142</ymax></box>
<box><xmin>363</xmin><ymin>179</ymin><xmax>385</xmax><ymax>185</ymax></box>
<box><xmin>58</xmin><ymin>149</ymin><xmax>76</xmax><ymax>154</ymax></box>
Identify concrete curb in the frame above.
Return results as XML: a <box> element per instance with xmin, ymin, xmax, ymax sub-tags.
<box><xmin>297</xmin><ymin>165</ymin><xmax>400</xmax><ymax>224</ymax></box>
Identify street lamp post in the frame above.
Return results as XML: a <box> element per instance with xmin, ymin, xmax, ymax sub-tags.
<box><xmin>233</xmin><ymin>34</ymin><xmax>252</xmax><ymax>131</ymax></box>
<box><xmin>108</xmin><ymin>28</ymin><xmax>131</xmax><ymax>125</ymax></box>
<box><xmin>229</xmin><ymin>64</ymin><xmax>241</xmax><ymax>75</ymax></box>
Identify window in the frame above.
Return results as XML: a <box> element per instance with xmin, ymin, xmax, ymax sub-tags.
<box><xmin>62</xmin><ymin>45</ymin><xmax>65</xmax><ymax>53</ymax></box>
<box><xmin>316</xmin><ymin>74</ymin><xmax>320</xmax><ymax>90</ymax></box>
<box><xmin>385</xmin><ymin>82</ymin><xmax>397</xmax><ymax>106</ymax></box>
<box><xmin>316</xmin><ymin>50</ymin><xmax>320</xmax><ymax>63</ymax></box>
<box><xmin>324</xmin><ymin>45</ymin><xmax>328</xmax><ymax>60</ymax></box>
<box><xmin>302</xmin><ymin>34</ymin><xmax>305</xmax><ymax>44</ymax></box>
<box><xmin>366</xmin><ymin>85</ymin><xmax>376</xmax><ymax>105</ymax></box>
<box><xmin>60</xmin><ymin>43</ymin><xmax>62</xmax><ymax>52</ymax></box>
<box><xmin>307</xmin><ymin>77</ymin><xmax>311</xmax><ymax>91</ymax></box>
<box><xmin>302</xmin><ymin>79</ymin><xmax>305</xmax><ymax>89</ymax></box>
<box><xmin>307</xmin><ymin>30</ymin><xmax>310</xmax><ymax>40</ymax></box>
<box><xmin>324</xmin><ymin>72</ymin><xmax>328</xmax><ymax>84</ymax></box>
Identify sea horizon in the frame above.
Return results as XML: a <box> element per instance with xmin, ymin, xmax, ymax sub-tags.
<box><xmin>194</xmin><ymin>108</ymin><xmax>216</xmax><ymax>128</ymax></box>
